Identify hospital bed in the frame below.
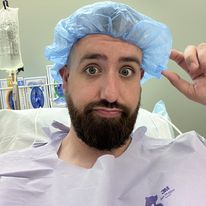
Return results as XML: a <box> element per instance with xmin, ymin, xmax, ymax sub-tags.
<box><xmin>0</xmin><ymin>102</ymin><xmax>181</xmax><ymax>154</ymax></box>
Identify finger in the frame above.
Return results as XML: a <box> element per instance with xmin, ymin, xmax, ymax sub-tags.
<box><xmin>169</xmin><ymin>49</ymin><xmax>188</xmax><ymax>72</ymax></box>
<box><xmin>197</xmin><ymin>43</ymin><xmax>206</xmax><ymax>73</ymax></box>
<box><xmin>184</xmin><ymin>45</ymin><xmax>199</xmax><ymax>73</ymax></box>
<box><xmin>162</xmin><ymin>70</ymin><xmax>194</xmax><ymax>100</ymax></box>
<box><xmin>184</xmin><ymin>45</ymin><xmax>199</xmax><ymax>68</ymax></box>
<box><xmin>171</xmin><ymin>47</ymin><xmax>202</xmax><ymax>80</ymax></box>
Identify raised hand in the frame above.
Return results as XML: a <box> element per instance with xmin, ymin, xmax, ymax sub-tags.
<box><xmin>162</xmin><ymin>43</ymin><xmax>206</xmax><ymax>105</ymax></box>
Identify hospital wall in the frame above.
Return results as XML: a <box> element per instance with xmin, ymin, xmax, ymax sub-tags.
<box><xmin>0</xmin><ymin>0</ymin><xmax>205</xmax><ymax>136</ymax></box>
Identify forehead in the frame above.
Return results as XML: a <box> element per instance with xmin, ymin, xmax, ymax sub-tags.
<box><xmin>71</xmin><ymin>34</ymin><xmax>142</xmax><ymax>60</ymax></box>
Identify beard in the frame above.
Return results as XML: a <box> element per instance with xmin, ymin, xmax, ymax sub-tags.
<box><xmin>66</xmin><ymin>94</ymin><xmax>140</xmax><ymax>151</ymax></box>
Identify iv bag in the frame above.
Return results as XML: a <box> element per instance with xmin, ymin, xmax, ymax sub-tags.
<box><xmin>0</xmin><ymin>7</ymin><xmax>23</xmax><ymax>71</ymax></box>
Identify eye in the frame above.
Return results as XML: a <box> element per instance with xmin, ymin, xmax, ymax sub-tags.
<box><xmin>85</xmin><ymin>65</ymin><xmax>100</xmax><ymax>75</ymax></box>
<box><xmin>119</xmin><ymin>67</ymin><xmax>133</xmax><ymax>77</ymax></box>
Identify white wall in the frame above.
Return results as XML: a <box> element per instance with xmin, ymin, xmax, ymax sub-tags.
<box><xmin>0</xmin><ymin>0</ymin><xmax>205</xmax><ymax>136</ymax></box>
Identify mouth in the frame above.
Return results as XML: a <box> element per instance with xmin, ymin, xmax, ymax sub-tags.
<box><xmin>93</xmin><ymin>107</ymin><xmax>123</xmax><ymax>118</ymax></box>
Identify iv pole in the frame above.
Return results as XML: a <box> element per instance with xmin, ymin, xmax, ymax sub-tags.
<box><xmin>11</xmin><ymin>70</ymin><xmax>21</xmax><ymax>110</ymax></box>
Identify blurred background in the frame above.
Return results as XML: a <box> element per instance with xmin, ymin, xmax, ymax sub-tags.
<box><xmin>0</xmin><ymin>0</ymin><xmax>205</xmax><ymax>136</ymax></box>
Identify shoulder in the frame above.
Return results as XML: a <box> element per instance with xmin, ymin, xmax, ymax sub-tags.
<box><xmin>0</xmin><ymin>142</ymin><xmax>53</xmax><ymax>175</ymax></box>
<box><xmin>165</xmin><ymin>131</ymin><xmax>206</xmax><ymax>156</ymax></box>
<box><xmin>132</xmin><ymin>129</ymin><xmax>206</xmax><ymax>158</ymax></box>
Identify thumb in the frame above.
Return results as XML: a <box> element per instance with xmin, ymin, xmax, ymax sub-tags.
<box><xmin>162</xmin><ymin>70</ymin><xmax>193</xmax><ymax>99</ymax></box>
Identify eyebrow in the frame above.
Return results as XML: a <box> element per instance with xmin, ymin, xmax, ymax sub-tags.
<box><xmin>80</xmin><ymin>53</ymin><xmax>141</xmax><ymax>66</ymax></box>
<box><xmin>119</xmin><ymin>56</ymin><xmax>141</xmax><ymax>66</ymax></box>
<box><xmin>80</xmin><ymin>53</ymin><xmax>107</xmax><ymax>64</ymax></box>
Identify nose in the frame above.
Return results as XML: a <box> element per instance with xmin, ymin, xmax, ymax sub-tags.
<box><xmin>100</xmin><ymin>73</ymin><xmax>120</xmax><ymax>103</ymax></box>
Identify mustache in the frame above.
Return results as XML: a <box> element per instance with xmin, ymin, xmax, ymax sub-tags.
<box><xmin>84</xmin><ymin>100</ymin><xmax>130</xmax><ymax>115</ymax></box>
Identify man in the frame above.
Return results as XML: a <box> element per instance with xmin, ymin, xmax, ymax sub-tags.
<box><xmin>0</xmin><ymin>1</ymin><xmax>206</xmax><ymax>206</ymax></box>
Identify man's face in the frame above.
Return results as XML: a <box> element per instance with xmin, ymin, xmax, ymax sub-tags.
<box><xmin>61</xmin><ymin>34</ymin><xmax>143</xmax><ymax>150</ymax></box>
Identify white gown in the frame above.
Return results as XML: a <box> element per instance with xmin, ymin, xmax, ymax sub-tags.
<box><xmin>0</xmin><ymin>122</ymin><xmax>206</xmax><ymax>206</ymax></box>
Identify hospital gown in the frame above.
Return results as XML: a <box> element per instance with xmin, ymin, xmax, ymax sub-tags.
<box><xmin>0</xmin><ymin>122</ymin><xmax>206</xmax><ymax>206</ymax></box>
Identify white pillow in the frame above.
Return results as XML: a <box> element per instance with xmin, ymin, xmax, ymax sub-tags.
<box><xmin>0</xmin><ymin>106</ymin><xmax>175</xmax><ymax>154</ymax></box>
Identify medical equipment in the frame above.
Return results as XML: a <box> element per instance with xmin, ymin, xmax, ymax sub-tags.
<box><xmin>0</xmin><ymin>1</ymin><xmax>23</xmax><ymax>71</ymax></box>
<box><xmin>0</xmin><ymin>1</ymin><xmax>24</xmax><ymax>109</ymax></box>
<box><xmin>0</xmin><ymin>66</ymin><xmax>65</xmax><ymax>110</ymax></box>
<box><xmin>45</xmin><ymin>1</ymin><xmax>172</xmax><ymax>83</ymax></box>
<box><xmin>46</xmin><ymin>65</ymin><xmax>65</xmax><ymax>108</ymax></box>
<box><xmin>24</xmin><ymin>76</ymin><xmax>50</xmax><ymax>109</ymax></box>
<box><xmin>0</xmin><ymin>76</ymin><xmax>24</xmax><ymax>109</ymax></box>
<box><xmin>0</xmin><ymin>64</ymin><xmax>65</xmax><ymax>109</ymax></box>
<box><xmin>0</xmin><ymin>71</ymin><xmax>23</xmax><ymax>109</ymax></box>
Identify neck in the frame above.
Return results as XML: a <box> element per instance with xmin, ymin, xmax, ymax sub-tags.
<box><xmin>57</xmin><ymin>126</ymin><xmax>132</xmax><ymax>169</ymax></box>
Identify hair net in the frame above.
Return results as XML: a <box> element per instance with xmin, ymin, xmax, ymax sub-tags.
<box><xmin>45</xmin><ymin>1</ymin><xmax>172</xmax><ymax>83</ymax></box>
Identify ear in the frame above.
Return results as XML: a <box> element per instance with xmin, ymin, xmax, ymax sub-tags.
<box><xmin>59</xmin><ymin>65</ymin><xmax>70</xmax><ymax>92</ymax></box>
<box><xmin>59</xmin><ymin>65</ymin><xmax>69</xmax><ymax>83</ymax></box>
<box><xmin>140</xmin><ymin>68</ymin><xmax>144</xmax><ymax>79</ymax></box>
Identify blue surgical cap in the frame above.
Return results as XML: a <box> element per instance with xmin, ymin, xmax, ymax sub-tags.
<box><xmin>45</xmin><ymin>1</ymin><xmax>172</xmax><ymax>83</ymax></box>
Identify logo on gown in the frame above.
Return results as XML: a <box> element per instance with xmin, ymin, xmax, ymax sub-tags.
<box><xmin>145</xmin><ymin>186</ymin><xmax>175</xmax><ymax>206</ymax></box>
<box><xmin>145</xmin><ymin>195</ymin><xmax>163</xmax><ymax>206</ymax></box>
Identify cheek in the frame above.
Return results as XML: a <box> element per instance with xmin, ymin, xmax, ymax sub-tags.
<box><xmin>68</xmin><ymin>82</ymin><xmax>98</xmax><ymax>110</ymax></box>
<box><xmin>122</xmin><ymin>84</ymin><xmax>141</xmax><ymax>109</ymax></box>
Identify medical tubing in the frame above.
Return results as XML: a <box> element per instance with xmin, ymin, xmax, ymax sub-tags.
<box><xmin>153</xmin><ymin>113</ymin><xmax>183</xmax><ymax>136</ymax></box>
